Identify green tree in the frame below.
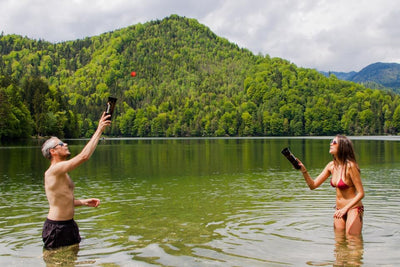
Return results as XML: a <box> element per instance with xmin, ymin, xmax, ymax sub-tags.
<box><xmin>0</xmin><ymin>75</ymin><xmax>33</xmax><ymax>139</ymax></box>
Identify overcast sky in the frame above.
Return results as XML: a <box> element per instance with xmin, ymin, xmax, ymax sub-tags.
<box><xmin>1</xmin><ymin>0</ymin><xmax>399</xmax><ymax>72</ymax></box>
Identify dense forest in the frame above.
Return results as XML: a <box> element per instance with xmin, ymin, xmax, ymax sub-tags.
<box><xmin>1</xmin><ymin>15</ymin><xmax>400</xmax><ymax>140</ymax></box>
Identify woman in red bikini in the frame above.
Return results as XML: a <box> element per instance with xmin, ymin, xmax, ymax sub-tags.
<box><xmin>297</xmin><ymin>135</ymin><xmax>365</xmax><ymax>236</ymax></box>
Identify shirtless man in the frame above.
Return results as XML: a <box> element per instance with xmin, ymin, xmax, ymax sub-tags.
<box><xmin>41</xmin><ymin>112</ymin><xmax>111</xmax><ymax>249</ymax></box>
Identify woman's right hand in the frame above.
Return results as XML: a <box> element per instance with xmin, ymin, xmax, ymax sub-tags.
<box><xmin>297</xmin><ymin>159</ymin><xmax>307</xmax><ymax>173</ymax></box>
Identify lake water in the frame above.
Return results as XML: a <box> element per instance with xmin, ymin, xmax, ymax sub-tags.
<box><xmin>0</xmin><ymin>137</ymin><xmax>399</xmax><ymax>266</ymax></box>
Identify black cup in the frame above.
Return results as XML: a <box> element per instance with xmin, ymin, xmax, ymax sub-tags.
<box><xmin>281</xmin><ymin>147</ymin><xmax>301</xmax><ymax>169</ymax></box>
<box><xmin>105</xmin><ymin>97</ymin><xmax>117</xmax><ymax>121</ymax></box>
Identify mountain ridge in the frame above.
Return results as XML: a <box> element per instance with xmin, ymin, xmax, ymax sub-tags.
<box><xmin>321</xmin><ymin>62</ymin><xmax>400</xmax><ymax>92</ymax></box>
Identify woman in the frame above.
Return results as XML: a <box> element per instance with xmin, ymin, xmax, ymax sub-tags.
<box><xmin>298</xmin><ymin>135</ymin><xmax>365</xmax><ymax>236</ymax></box>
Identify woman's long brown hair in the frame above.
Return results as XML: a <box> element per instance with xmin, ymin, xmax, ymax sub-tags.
<box><xmin>334</xmin><ymin>134</ymin><xmax>360</xmax><ymax>173</ymax></box>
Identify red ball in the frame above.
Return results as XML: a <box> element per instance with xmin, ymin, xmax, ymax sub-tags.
<box><xmin>130</xmin><ymin>71</ymin><xmax>136</xmax><ymax>77</ymax></box>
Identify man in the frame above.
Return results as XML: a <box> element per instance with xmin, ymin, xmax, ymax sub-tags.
<box><xmin>41</xmin><ymin>112</ymin><xmax>111</xmax><ymax>249</ymax></box>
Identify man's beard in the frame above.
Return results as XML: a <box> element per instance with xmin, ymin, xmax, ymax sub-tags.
<box><xmin>62</xmin><ymin>151</ymin><xmax>71</xmax><ymax>159</ymax></box>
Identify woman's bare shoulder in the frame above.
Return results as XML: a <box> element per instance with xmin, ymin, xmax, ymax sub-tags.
<box><xmin>346</xmin><ymin>160</ymin><xmax>360</xmax><ymax>172</ymax></box>
<box><xmin>326</xmin><ymin>161</ymin><xmax>335</xmax><ymax>168</ymax></box>
<box><xmin>323</xmin><ymin>161</ymin><xmax>335</xmax><ymax>174</ymax></box>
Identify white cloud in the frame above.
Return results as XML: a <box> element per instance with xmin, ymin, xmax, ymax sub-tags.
<box><xmin>1</xmin><ymin>0</ymin><xmax>399</xmax><ymax>71</ymax></box>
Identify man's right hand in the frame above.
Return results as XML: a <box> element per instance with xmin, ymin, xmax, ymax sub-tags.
<box><xmin>98</xmin><ymin>112</ymin><xmax>112</xmax><ymax>132</ymax></box>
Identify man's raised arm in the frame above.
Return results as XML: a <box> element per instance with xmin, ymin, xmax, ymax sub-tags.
<box><xmin>54</xmin><ymin>112</ymin><xmax>111</xmax><ymax>174</ymax></box>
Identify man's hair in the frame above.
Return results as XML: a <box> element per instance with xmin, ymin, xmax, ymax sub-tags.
<box><xmin>41</xmin><ymin>137</ymin><xmax>58</xmax><ymax>160</ymax></box>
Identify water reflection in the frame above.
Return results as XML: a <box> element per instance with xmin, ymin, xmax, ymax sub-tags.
<box><xmin>42</xmin><ymin>244</ymin><xmax>99</xmax><ymax>266</ymax></box>
<box><xmin>334</xmin><ymin>232</ymin><xmax>364</xmax><ymax>266</ymax></box>
<box><xmin>306</xmin><ymin>233</ymin><xmax>364</xmax><ymax>266</ymax></box>
<box><xmin>42</xmin><ymin>245</ymin><xmax>79</xmax><ymax>266</ymax></box>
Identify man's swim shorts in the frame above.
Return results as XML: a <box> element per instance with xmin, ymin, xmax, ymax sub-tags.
<box><xmin>42</xmin><ymin>218</ymin><xmax>81</xmax><ymax>249</ymax></box>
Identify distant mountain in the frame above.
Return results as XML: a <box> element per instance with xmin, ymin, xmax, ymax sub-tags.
<box><xmin>320</xmin><ymin>70</ymin><xmax>357</xmax><ymax>81</ymax></box>
<box><xmin>321</xmin><ymin>62</ymin><xmax>400</xmax><ymax>92</ymax></box>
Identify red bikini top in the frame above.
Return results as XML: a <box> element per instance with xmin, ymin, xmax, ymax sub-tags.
<box><xmin>330</xmin><ymin>177</ymin><xmax>350</xmax><ymax>190</ymax></box>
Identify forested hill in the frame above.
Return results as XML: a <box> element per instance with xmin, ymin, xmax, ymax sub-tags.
<box><xmin>1</xmin><ymin>15</ymin><xmax>400</xmax><ymax>140</ymax></box>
